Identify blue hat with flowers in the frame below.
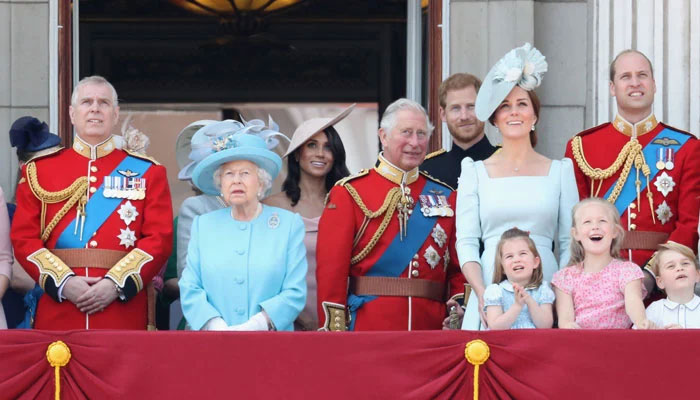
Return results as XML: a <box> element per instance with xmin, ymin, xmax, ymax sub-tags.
<box><xmin>475</xmin><ymin>43</ymin><xmax>548</xmax><ymax>122</ymax></box>
<box><xmin>191</xmin><ymin>117</ymin><xmax>287</xmax><ymax>195</ymax></box>
<box><xmin>9</xmin><ymin>116</ymin><xmax>61</xmax><ymax>153</ymax></box>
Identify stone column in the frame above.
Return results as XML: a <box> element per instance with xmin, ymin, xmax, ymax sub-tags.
<box><xmin>0</xmin><ymin>0</ymin><xmax>51</xmax><ymax>199</ymax></box>
<box><xmin>448</xmin><ymin>0</ymin><xmax>588</xmax><ymax>159</ymax></box>
<box><xmin>591</xmin><ymin>0</ymin><xmax>700</xmax><ymax>136</ymax></box>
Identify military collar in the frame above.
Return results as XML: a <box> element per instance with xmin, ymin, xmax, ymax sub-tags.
<box><xmin>450</xmin><ymin>135</ymin><xmax>494</xmax><ymax>159</ymax></box>
<box><xmin>612</xmin><ymin>113</ymin><xmax>658</xmax><ymax>137</ymax></box>
<box><xmin>662</xmin><ymin>295</ymin><xmax>700</xmax><ymax>311</ymax></box>
<box><xmin>374</xmin><ymin>153</ymin><xmax>419</xmax><ymax>185</ymax></box>
<box><xmin>72</xmin><ymin>134</ymin><xmax>117</xmax><ymax>160</ymax></box>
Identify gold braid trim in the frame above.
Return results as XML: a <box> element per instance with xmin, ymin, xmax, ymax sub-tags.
<box><xmin>344</xmin><ymin>184</ymin><xmax>402</xmax><ymax>265</ymax></box>
<box><xmin>570</xmin><ymin>135</ymin><xmax>643</xmax><ymax>203</ymax></box>
<box><xmin>26</xmin><ymin>162</ymin><xmax>88</xmax><ymax>241</ymax></box>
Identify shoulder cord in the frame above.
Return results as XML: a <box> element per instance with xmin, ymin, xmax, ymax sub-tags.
<box><xmin>571</xmin><ymin>136</ymin><xmax>655</xmax><ymax>222</ymax></box>
<box><xmin>344</xmin><ymin>184</ymin><xmax>401</xmax><ymax>265</ymax></box>
<box><xmin>26</xmin><ymin>162</ymin><xmax>89</xmax><ymax>241</ymax></box>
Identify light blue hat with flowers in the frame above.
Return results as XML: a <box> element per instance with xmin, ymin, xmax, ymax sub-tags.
<box><xmin>191</xmin><ymin>117</ymin><xmax>287</xmax><ymax>195</ymax></box>
<box><xmin>475</xmin><ymin>43</ymin><xmax>548</xmax><ymax>122</ymax></box>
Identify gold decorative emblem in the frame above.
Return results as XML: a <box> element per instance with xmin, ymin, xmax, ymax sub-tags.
<box><xmin>655</xmin><ymin>201</ymin><xmax>672</xmax><ymax>225</ymax></box>
<box><xmin>653</xmin><ymin>172</ymin><xmax>675</xmax><ymax>197</ymax></box>
<box><xmin>431</xmin><ymin>223</ymin><xmax>447</xmax><ymax>248</ymax></box>
<box><xmin>423</xmin><ymin>245</ymin><xmax>440</xmax><ymax>270</ymax></box>
<box><xmin>652</xmin><ymin>137</ymin><xmax>680</xmax><ymax>146</ymax></box>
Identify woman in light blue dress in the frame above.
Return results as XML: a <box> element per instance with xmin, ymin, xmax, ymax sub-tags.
<box><xmin>456</xmin><ymin>43</ymin><xmax>578</xmax><ymax>330</ymax></box>
<box><xmin>180</xmin><ymin>123</ymin><xmax>307</xmax><ymax>331</ymax></box>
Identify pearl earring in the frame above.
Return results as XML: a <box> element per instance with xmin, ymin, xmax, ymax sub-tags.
<box><xmin>531</xmin><ymin>125</ymin><xmax>535</xmax><ymax>132</ymax></box>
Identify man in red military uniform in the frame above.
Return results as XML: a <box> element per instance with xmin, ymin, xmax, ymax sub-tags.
<box><xmin>316</xmin><ymin>98</ymin><xmax>465</xmax><ymax>331</ymax></box>
<box><xmin>11</xmin><ymin>76</ymin><xmax>173</xmax><ymax>329</ymax></box>
<box><xmin>565</xmin><ymin>50</ymin><xmax>700</xmax><ymax>294</ymax></box>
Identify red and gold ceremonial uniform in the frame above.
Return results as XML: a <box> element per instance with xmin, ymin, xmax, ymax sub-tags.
<box><xmin>11</xmin><ymin>135</ymin><xmax>173</xmax><ymax>330</ymax></box>
<box><xmin>564</xmin><ymin>114</ymin><xmax>700</xmax><ymax>269</ymax></box>
<box><xmin>316</xmin><ymin>154</ymin><xmax>465</xmax><ymax>331</ymax></box>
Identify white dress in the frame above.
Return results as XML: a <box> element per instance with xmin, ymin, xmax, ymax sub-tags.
<box><xmin>456</xmin><ymin>157</ymin><xmax>578</xmax><ymax>330</ymax></box>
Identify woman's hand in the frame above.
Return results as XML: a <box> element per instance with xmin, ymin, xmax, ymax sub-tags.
<box><xmin>664</xmin><ymin>324</ymin><xmax>683</xmax><ymax>329</ymax></box>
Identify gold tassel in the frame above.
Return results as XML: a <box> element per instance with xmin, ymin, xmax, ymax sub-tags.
<box><xmin>465</xmin><ymin>340</ymin><xmax>491</xmax><ymax>400</ymax></box>
<box><xmin>46</xmin><ymin>341</ymin><xmax>71</xmax><ymax>400</ymax></box>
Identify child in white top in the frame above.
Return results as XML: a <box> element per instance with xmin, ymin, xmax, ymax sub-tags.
<box><xmin>645</xmin><ymin>242</ymin><xmax>700</xmax><ymax>329</ymax></box>
<box><xmin>552</xmin><ymin>198</ymin><xmax>652</xmax><ymax>329</ymax></box>
<box><xmin>482</xmin><ymin>228</ymin><xmax>554</xmax><ymax>330</ymax></box>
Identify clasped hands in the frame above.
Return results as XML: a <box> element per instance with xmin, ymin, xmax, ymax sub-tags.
<box><xmin>204</xmin><ymin>312</ymin><xmax>269</xmax><ymax>332</ymax></box>
<box><xmin>62</xmin><ymin>276</ymin><xmax>119</xmax><ymax>315</ymax></box>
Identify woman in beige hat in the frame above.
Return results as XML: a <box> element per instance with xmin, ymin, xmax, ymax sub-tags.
<box><xmin>264</xmin><ymin>105</ymin><xmax>353</xmax><ymax>330</ymax></box>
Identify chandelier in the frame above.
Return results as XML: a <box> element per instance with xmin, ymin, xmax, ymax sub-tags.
<box><xmin>171</xmin><ymin>0</ymin><xmax>307</xmax><ymax>36</ymax></box>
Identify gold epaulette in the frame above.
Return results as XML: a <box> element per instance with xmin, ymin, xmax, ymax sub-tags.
<box><xmin>105</xmin><ymin>248</ymin><xmax>154</xmax><ymax>292</ymax></box>
<box><xmin>25</xmin><ymin>162</ymin><xmax>88</xmax><ymax>241</ymax></box>
<box><xmin>419</xmin><ymin>171</ymin><xmax>455</xmax><ymax>191</ymax></box>
<box><xmin>334</xmin><ymin>169</ymin><xmax>369</xmax><ymax>187</ymax></box>
<box><xmin>124</xmin><ymin>149</ymin><xmax>161</xmax><ymax>165</ymax></box>
<box><xmin>573</xmin><ymin>122</ymin><xmax>609</xmax><ymax>138</ymax></box>
<box><xmin>424</xmin><ymin>148</ymin><xmax>446</xmax><ymax>160</ymax></box>
<box><xmin>26</xmin><ymin>146</ymin><xmax>65</xmax><ymax>163</ymax></box>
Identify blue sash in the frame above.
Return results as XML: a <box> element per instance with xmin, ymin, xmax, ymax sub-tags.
<box><xmin>55</xmin><ymin>156</ymin><xmax>151</xmax><ymax>249</ymax></box>
<box><xmin>348</xmin><ymin>179</ymin><xmax>447</xmax><ymax>330</ymax></box>
<box><xmin>604</xmin><ymin>128</ymin><xmax>690</xmax><ymax>215</ymax></box>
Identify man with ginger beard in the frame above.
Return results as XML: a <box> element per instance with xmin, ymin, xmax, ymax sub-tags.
<box><xmin>564</xmin><ymin>50</ymin><xmax>700</xmax><ymax>298</ymax></box>
<box><xmin>421</xmin><ymin>73</ymin><xmax>497</xmax><ymax>189</ymax></box>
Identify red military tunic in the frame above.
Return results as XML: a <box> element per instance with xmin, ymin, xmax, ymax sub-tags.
<box><xmin>11</xmin><ymin>135</ymin><xmax>173</xmax><ymax>329</ymax></box>
<box><xmin>564</xmin><ymin>114</ymin><xmax>700</xmax><ymax>269</ymax></box>
<box><xmin>316</xmin><ymin>154</ymin><xmax>465</xmax><ymax>331</ymax></box>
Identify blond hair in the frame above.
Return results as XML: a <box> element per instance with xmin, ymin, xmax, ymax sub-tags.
<box><xmin>650</xmin><ymin>242</ymin><xmax>700</xmax><ymax>276</ymax></box>
<box><xmin>568</xmin><ymin>198</ymin><xmax>625</xmax><ymax>266</ymax></box>
<box><xmin>492</xmin><ymin>227</ymin><xmax>543</xmax><ymax>289</ymax></box>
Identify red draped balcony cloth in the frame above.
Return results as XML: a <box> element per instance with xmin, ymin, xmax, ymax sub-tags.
<box><xmin>0</xmin><ymin>329</ymin><xmax>697</xmax><ymax>399</ymax></box>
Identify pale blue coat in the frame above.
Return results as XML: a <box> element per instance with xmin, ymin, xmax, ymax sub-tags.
<box><xmin>180</xmin><ymin>205</ymin><xmax>307</xmax><ymax>331</ymax></box>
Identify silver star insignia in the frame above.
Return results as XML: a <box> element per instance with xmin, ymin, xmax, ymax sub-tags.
<box><xmin>117</xmin><ymin>200</ymin><xmax>139</xmax><ymax>226</ymax></box>
<box><xmin>423</xmin><ymin>245</ymin><xmax>441</xmax><ymax>270</ymax></box>
<box><xmin>653</xmin><ymin>172</ymin><xmax>675</xmax><ymax>197</ymax></box>
<box><xmin>655</xmin><ymin>201</ymin><xmax>673</xmax><ymax>225</ymax></box>
<box><xmin>117</xmin><ymin>227</ymin><xmax>137</xmax><ymax>248</ymax></box>
<box><xmin>431</xmin><ymin>223</ymin><xmax>447</xmax><ymax>248</ymax></box>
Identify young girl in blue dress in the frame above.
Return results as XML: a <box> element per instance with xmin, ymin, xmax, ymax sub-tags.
<box><xmin>483</xmin><ymin>228</ymin><xmax>555</xmax><ymax>329</ymax></box>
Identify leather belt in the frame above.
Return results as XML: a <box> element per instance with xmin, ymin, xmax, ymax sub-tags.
<box><xmin>52</xmin><ymin>248</ymin><xmax>128</xmax><ymax>269</ymax></box>
<box><xmin>52</xmin><ymin>248</ymin><xmax>157</xmax><ymax>330</ymax></box>
<box><xmin>621</xmin><ymin>231</ymin><xmax>669</xmax><ymax>251</ymax></box>
<box><xmin>349</xmin><ymin>276</ymin><xmax>446</xmax><ymax>302</ymax></box>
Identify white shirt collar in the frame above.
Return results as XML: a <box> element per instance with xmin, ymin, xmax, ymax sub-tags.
<box><xmin>662</xmin><ymin>295</ymin><xmax>700</xmax><ymax>311</ymax></box>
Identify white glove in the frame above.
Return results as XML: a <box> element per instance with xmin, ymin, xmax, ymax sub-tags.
<box><xmin>202</xmin><ymin>317</ymin><xmax>228</xmax><ymax>331</ymax></box>
<box><xmin>225</xmin><ymin>312</ymin><xmax>269</xmax><ymax>331</ymax></box>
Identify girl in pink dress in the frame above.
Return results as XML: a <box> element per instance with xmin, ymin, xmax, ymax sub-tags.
<box><xmin>552</xmin><ymin>198</ymin><xmax>652</xmax><ymax>329</ymax></box>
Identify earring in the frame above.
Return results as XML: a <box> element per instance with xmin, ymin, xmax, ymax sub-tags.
<box><xmin>531</xmin><ymin>125</ymin><xmax>536</xmax><ymax>132</ymax></box>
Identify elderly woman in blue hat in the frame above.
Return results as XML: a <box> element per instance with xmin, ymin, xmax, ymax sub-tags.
<box><xmin>179</xmin><ymin>123</ymin><xmax>307</xmax><ymax>331</ymax></box>
<box><xmin>455</xmin><ymin>43</ymin><xmax>578</xmax><ymax>330</ymax></box>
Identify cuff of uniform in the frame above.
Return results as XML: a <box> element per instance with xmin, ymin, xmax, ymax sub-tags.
<box><xmin>26</xmin><ymin>248</ymin><xmax>75</xmax><ymax>299</ymax></box>
<box><xmin>319</xmin><ymin>301</ymin><xmax>347</xmax><ymax>332</ymax></box>
<box><xmin>105</xmin><ymin>248</ymin><xmax>153</xmax><ymax>301</ymax></box>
